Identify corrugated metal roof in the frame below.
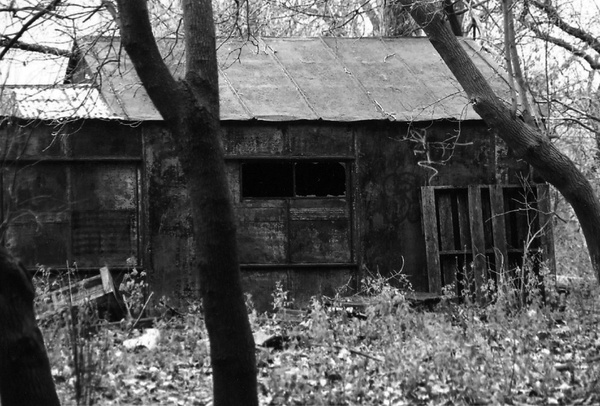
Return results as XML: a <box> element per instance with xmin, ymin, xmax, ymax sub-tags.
<box><xmin>0</xmin><ymin>85</ymin><xmax>117</xmax><ymax>120</ymax></box>
<box><xmin>2</xmin><ymin>37</ymin><xmax>514</xmax><ymax>122</ymax></box>
<box><xmin>82</xmin><ymin>37</ymin><xmax>513</xmax><ymax>122</ymax></box>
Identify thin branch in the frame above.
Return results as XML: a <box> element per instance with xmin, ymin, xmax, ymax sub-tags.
<box><xmin>0</xmin><ymin>0</ymin><xmax>62</xmax><ymax>60</ymax></box>
<box><xmin>530</xmin><ymin>0</ymin><xmax>600</xmax><ymax>55</ymax></box>
<box><xmin>549</xmin><ymin>98</ymin><xmax>600</xmax><ymax>124</ymax></box>
<box><xmin>523</xmin><ymin>21</ymin><xmax>600</xmax><ymax>71</ymax></box>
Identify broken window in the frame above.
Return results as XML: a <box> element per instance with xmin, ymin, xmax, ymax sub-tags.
<box><xmin>241</xmin><ymin>160</ymin><xmax>346</xmax><ymax>198</ymax></box>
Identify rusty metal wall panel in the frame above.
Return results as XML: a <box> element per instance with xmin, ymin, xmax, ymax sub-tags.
<box><xmin>222</xmin><ymin>125</ymin><xmax>285</xmax><ymax>156</ymax></box>
<box><xmin>289</xmin><ymin>219</ymin><xmax>350</xmax><ymax>263</ymax></box>
<box><xmin>70</xmin><ymin>121</ymin><xmax>142</xmax><ymax>157</ymax></box>
<box><xmin>237</xmin><ymin>221</ymin><xmax>287</xmax><ymax>264</ymax></box>
<box><xmin>289</xmin><ymin>198</ymin><xmax>348</xmax><ymax>220</ymax></box>
<box><xmin>286</xmin><ymin>124</ymin><xmax>354</xmax><ymax>156</ymax></box>
<box><xmin>236</xmin><ymin>202</ymin><xmax>287</xmax><ymax>264</ymax></box>
<box><xmin>0</xmin><ymin>123</ymin><xmax>65</xmax><ymax>159</ymax></box>
<box><xmin>3</xmin><ymin>165</ymin><xmax>68</xmax><ymax>212</ymax></box>
<box><xmin>3</xmin><ymin>161</ymin><xmax>140</xmax><ymax>267</ymax></box>
<box><xmin>72</xmin><ymin>210</ymin><xmax>136</xmax><ymax>266</ymax></box>
<box><xmin>236</xmin><ymin>205</ymin><xmax>286</xmax><ymax>222</ymax></box>
<box><xmin>5</xmin><ymin>220</ymin><xmax>69</xmax><ymax>266</ymax></box>
<box><xmin>71</xmin><ymin>165</ymin><xmax>137</xmax><ymax>211</ymax></box>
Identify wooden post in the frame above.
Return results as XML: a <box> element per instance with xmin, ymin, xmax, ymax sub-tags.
<box><xmin>421</xmin><ymin>187</ymin><xmax>442</xmax><ymax>294</ymax></box>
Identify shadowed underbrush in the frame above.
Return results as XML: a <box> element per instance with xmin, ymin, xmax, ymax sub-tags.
<box><xmin>39</xmin><ymin>268</ymin><xmax>600</xmax><ymax>405</ymax></box>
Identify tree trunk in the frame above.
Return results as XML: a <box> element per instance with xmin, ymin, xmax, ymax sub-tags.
<box><xmin>400</xmin><ymin>0</ymin><xmax>600</xmax><ymax>282</ymax></box>
<box><xmin>0</xmin><ymin>246</ymin><xmax>60</xmax><ymax>406</ymax></box>
<box><xmin>115</xmin><ymin>1</ymin><xmax>258</xmax><ymax>405</ymax></box>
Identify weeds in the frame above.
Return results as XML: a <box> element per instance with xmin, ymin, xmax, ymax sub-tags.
<box><xmin>34</xmin><ymin>260</ymin><xmax>600</xmax><ymax>405</ymax></box>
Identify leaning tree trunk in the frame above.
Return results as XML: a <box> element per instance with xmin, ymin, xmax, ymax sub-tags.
<box><xmin>116</xmin><ymin>1</ymin><xmax>258</xmax><ymax>405</ymax></box>
<box><xmin>399</xmin><ymin>0</ymin><xmax>600</xmax><ymax>283</ymax></box>
<box><xmin>0</xmin><ymin>246</ymin><xmax>60</xmax><ymax>406</ymax></box>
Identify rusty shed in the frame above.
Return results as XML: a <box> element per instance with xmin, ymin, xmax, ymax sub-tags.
<box><xmin>0</xmin><ymin>37</ymin><xmax>554</xmax><ymax>310</ymax></box>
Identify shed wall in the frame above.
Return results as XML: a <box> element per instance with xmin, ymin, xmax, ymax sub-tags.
<box><xmin>0</xmin><ymin>119</ymin><xmax>529</xmax><ymax>311</ymax></box>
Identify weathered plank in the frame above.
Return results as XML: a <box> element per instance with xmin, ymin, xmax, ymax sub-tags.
<box><xmin>468</xmin><ymin>185</ymin><xmax>487</xmax><ymax>302</ymax></box>
<box><xmin>489</xmin><ymin>185</ymin><xmax>508</xmax><ymax>277</ymax></box>
<box><xmin>456</xmin><ymin>190</ymin><xmax>471</xmax><ymax>252</ymax></box>
<box><xmin>36</xmin><ymin>267</ymin><xmax>117</xmax><ymax>320</ymax></box>
<box><xmin>421</xmin><ymin>187</ymin><xmax>442</xmax><ymax>294</ymax></box>
<box><xmin>437</xmin><ymin>191</ymin><xmax>455</xmax><ymax>252</ymax></box>
<box><xmin>441</xmin><ymin>256</ymin><xmax>457</xmax><ymax>292</ymax></box>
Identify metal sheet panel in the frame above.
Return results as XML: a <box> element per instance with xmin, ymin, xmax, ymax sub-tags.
<box><xmin>0</xmin><ymin>86</ymin><xmax>116</xmax><ymax>120</ymax></box>
<box><xmin>379</xmin><ymin>38</ymin><xmax>476</xmax><ymax>120</ymax></box>
<box><xmin>267</xmin><ymin>38</ymin><xmax>380</xmax><ymax>121</ymax></box>
<box><xmin>218</xmin><ymin>41</ymin><xmax>316</xmax><ymax>120</ymax></box>
<box><xmin>3</xmin><ymin>37</ymin><xmax>518</xmax><ymax>123</ymax></box>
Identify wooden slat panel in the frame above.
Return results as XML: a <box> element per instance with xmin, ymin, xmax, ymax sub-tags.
<box><xmin>456</xmin><ymin>191</ymin><xmax>471</xmax><ymax>252</ymax></box>
<box><xmin>468</xmin><ymin>185</ymin><xmax>487</xmax><ymax>302</ymax></box>
<box><xmin>490</xmin><ymin>185</ymin><xmax>508</xmax><ymax>276</ymax></box>
<box><xmin>437</xmin><ymin>192</ymin><xmax>455</xmax><ymax>252</ymax></box>
<box><xmin>421</xmin><ymin>187</ymin><xmax>442</xmax><ymax>294</ymax></box>
<box><xmin>441</xmin><ymin>256</ymin><xmax>457</xmax><ymax>292</ymax></box>
<box><xmin>536</xmin><ymin>184</ymin><xmax>556</xmax><ymax>273</ymax></box>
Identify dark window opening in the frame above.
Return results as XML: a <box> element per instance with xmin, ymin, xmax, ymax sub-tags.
<box><xmin>295</xmin><ymin>161</ymin><xmax>346</xmax><ymax>197</ymax></box>
<box><xmin>242</xmin><ymin>160</ymin><xmax>346</xmax><ymax>198</ymax></box>
<box><xmin>242</xmin><ymin>162</ymin><xmax>293</xmax><ymax>198</ymax></box>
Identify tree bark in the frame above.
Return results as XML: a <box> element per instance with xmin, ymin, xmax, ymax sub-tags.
<box><xmin>0</xmin><ymin>246</ymin><xmax>60</xmax><ymax>406</ymax></box>
<box><xmin>115</xmin><ymin>1</ymin><xmax>258</xmax><ymax>405</ymax></box>
<box><xmin>400</xmin><ymin>0</ymin><xmax>600</xmax><ymax>282</ymax></box>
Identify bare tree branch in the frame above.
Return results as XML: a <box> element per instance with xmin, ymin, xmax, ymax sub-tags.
<box><xmin>0</xmin><ymin>0</ymin><xmax>62</xmax><ymax>60</ymax></box>
<box><xmin>523</xmin><ymin>21</ymin><xmax>600</xmax><ymax>70</ymax></box>
<box><xmin>0</xmin><ymin>37</ymin><xmax>71</xmax><ymax>57</ymax></box>
<box><xmin>530</xmin><ymin>0</ymin><xmax>600</xmax><ymax>55</ymax></box>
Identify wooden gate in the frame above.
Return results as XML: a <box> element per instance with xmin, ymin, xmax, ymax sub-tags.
<box><xmin>421</xmin><ymin>184</ymin><xmax>555</xmax><ymax>300</ymax></box>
